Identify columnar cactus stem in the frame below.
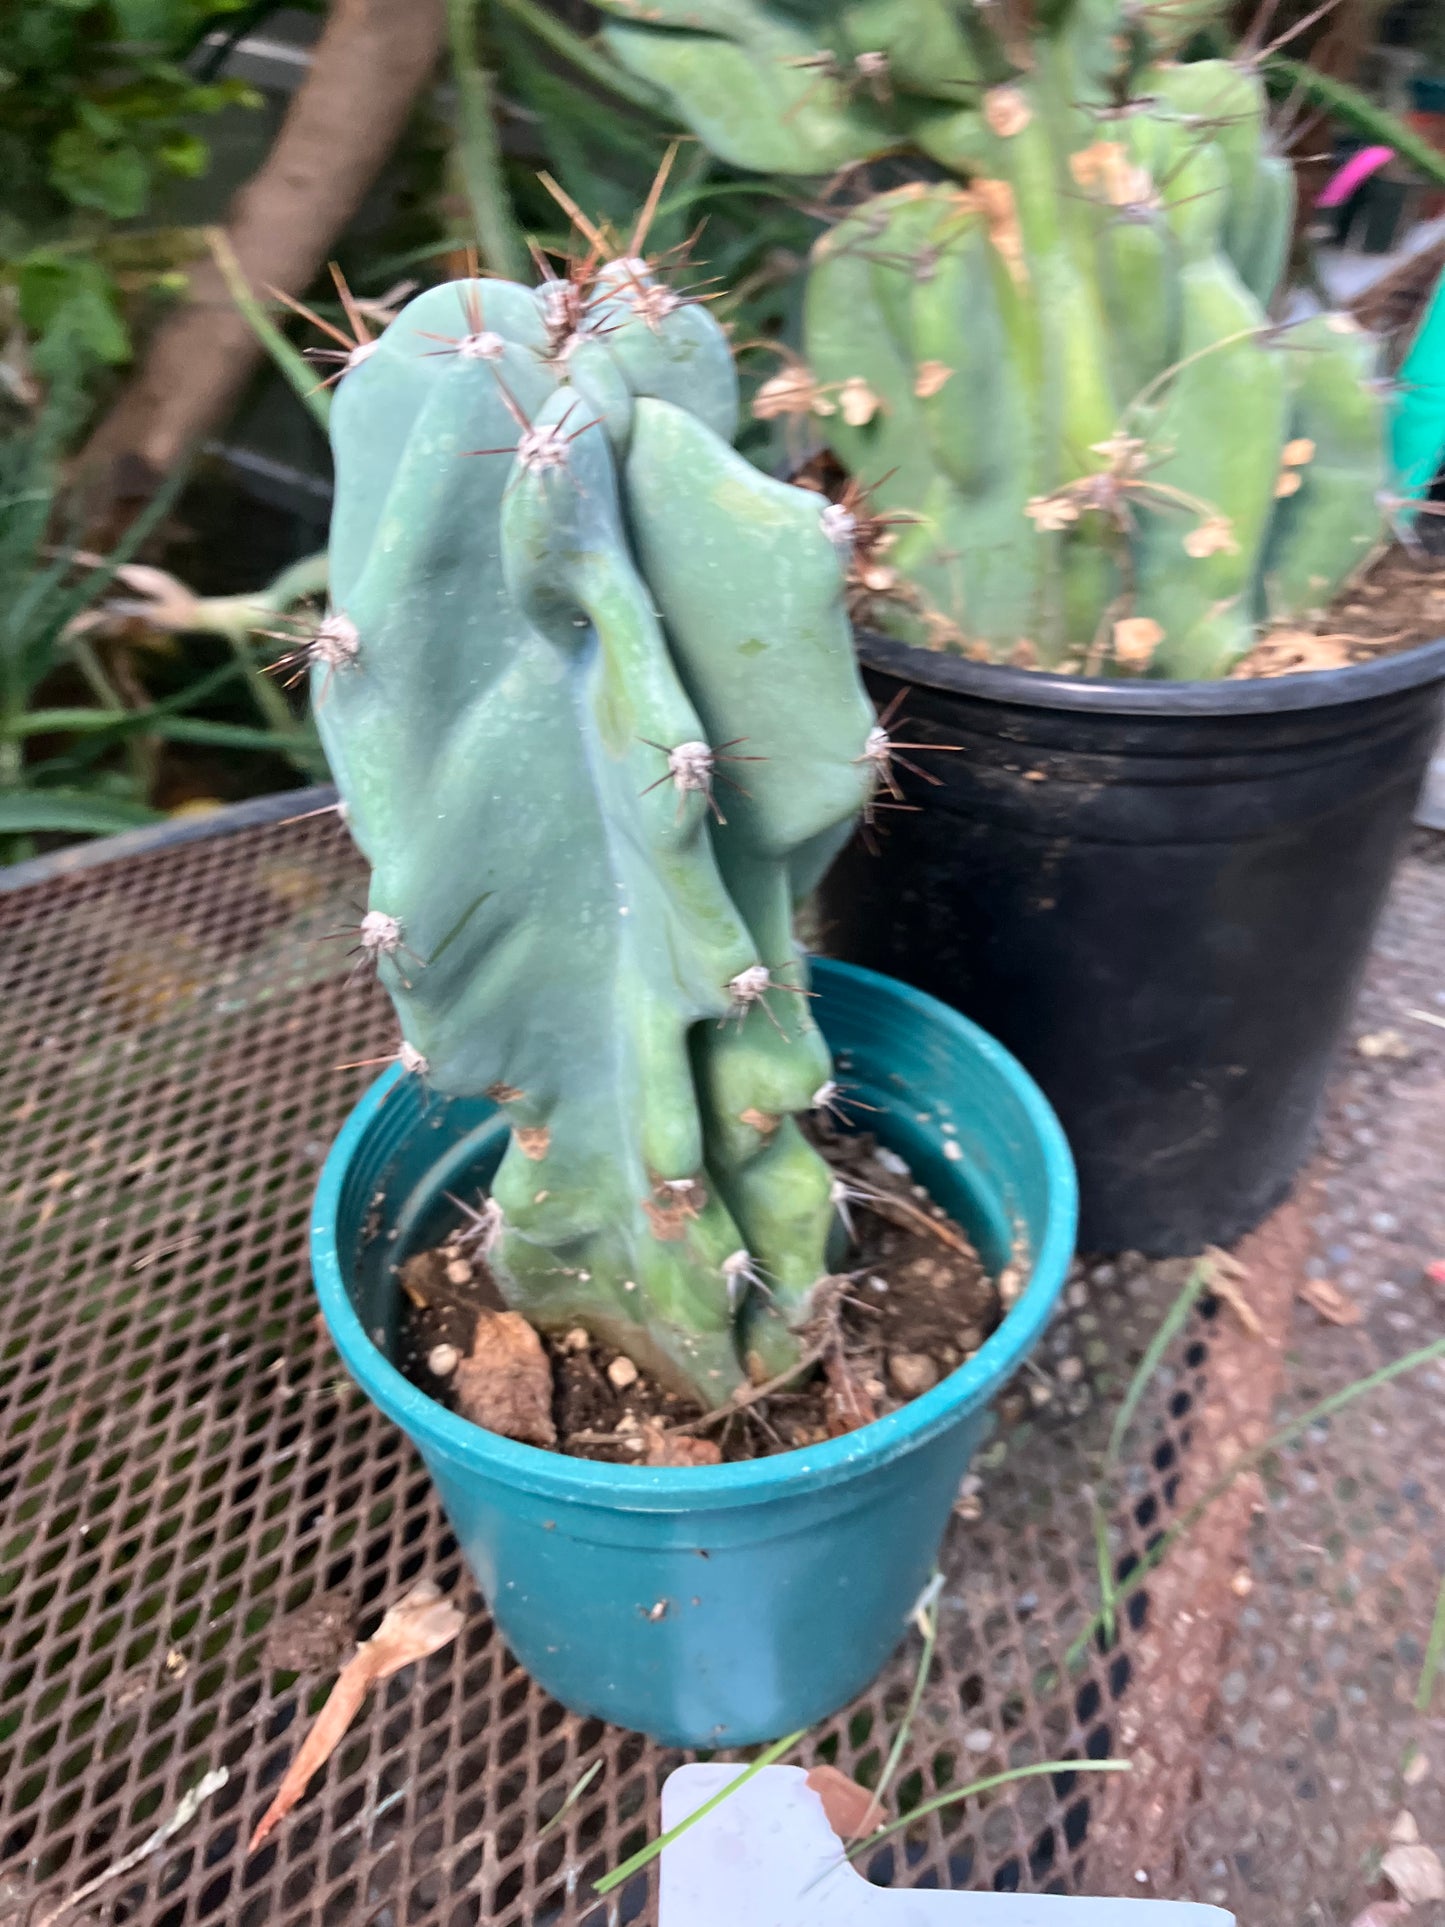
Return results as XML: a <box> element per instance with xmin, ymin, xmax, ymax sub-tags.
<box><xmin>596</xmin><ymin>0</ymin><xmax>1395</xmax><ymax>678</ymax></box>
<box><xmin>318</xmin><ymin>251</ymin><xmax>875</xmax><ymax>1400</ymax></box>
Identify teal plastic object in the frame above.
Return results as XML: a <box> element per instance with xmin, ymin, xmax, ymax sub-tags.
<box><xmin>310</xmin><ymin>959</ymin><xmax>1077</xmax><ymax>1746</ymax></box>
<box><xmin>1393</xmin><ymin>268</ymin><xmax>1445</xmax><ymax>508</ymax></box>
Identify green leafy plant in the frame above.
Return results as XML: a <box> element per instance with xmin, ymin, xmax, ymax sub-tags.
<box><xmin>0</xmin><ymin>386</ymin><xmax>323</xmax><ymax>857</ymax></box>
<box><xmin>0</xmin><ymin>0</ymin><xmax>264</xmax><ymax>375</ymax></box>
<box><xmin>308</xmin><ymin>237</ymin><xmax>887</xmax><ymax>1401</ymax></box>
<box><xmin>594</xmin><ymin>0</ymin><xmax>1404</xmax><ymax>678</ymax></box>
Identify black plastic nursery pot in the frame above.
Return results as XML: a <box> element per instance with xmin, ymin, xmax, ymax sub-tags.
<box><xmin>820</xmin><ymin>630</ymin><xmax>1445</xmax><ymax>1254</ymax></box>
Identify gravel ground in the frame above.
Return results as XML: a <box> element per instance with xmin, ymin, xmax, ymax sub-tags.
<box><xmin>1182</xmin><ymin>837</ymin><xmax>1445</xmax><ymax>1924</ymax></box>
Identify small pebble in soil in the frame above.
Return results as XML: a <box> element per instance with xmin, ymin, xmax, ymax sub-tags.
<box><xmin>888</xmin><ymin>1351</ymin><xmax>939</xmax><ymax>1397</ymax></box>
<box><xmin>397</xmin><ymin>1125</ymin><xmax>1001</xmax><ymax>1465</ymax></box>
<box><xmin>427</xmin><ymin>1342</ymin><xmax>460</xmax><ymax>1378</ymax></box>
<box><xmin>1057</xmin><ymin>1356</ymin><xmax>1084</xmax><ymax>1384</ymax></box>
<box><xmin>445</xmin><ymin>1258</ymin><xmax>472</xmax><ymax>1286</ymax></box>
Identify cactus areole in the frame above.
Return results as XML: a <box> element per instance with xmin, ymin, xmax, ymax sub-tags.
<box><xmin>596</xmin><ymin>0</ymin><xmax>1397</xmax><ymax>679</ymax></box>
<box><xmin>314</xmin><ymin>259</ymin><xmax>879</xmax><ymax>1406</ymax></box>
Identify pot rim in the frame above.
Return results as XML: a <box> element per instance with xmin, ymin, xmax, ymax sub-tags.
<box><xmin>310</xmin><ymin>957</ymin><xmax>1077</xmax><ymax>1511</ymax></box>
<box><xmin>855</xmin><ymin>627</ymin><xmax>1445</xmax><ymax>717</ymax></box>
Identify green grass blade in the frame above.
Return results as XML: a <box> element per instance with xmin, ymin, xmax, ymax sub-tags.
<box><xmin>871</xmin><ymin>1577</ymin><xmax>940</xmax><ymax>1816</ymax></box>
<box><xmin>1108</xmin><ymin>1258</ymin><xmax>1212</xmax><ymax>1471</ymax></box>
<box><xmin>1068</xmin><ymin>1331</ymin><xmax>1445</xmax><ymax>1669</ymax></box>
<box><xmin>444</xmin><ymin>0</ymin><xmax>529</xmax><ymax>279</ymax></box>
<box><xmin>1416</xmin><ymin>1574</ymin><xmax>1445</xmax><ymax>1713</ymax></box>
<box><xmin>208</xmin><ymin>228</ymin><xmax>331</xmax><ymax>429</ymax></box>
<box><xmin>0</xmin><ymin>791</ymin><xmax>162</xmax><ymax>835</ymax></box>
<box><xmin>844</xmin><ymin>1759</ymin><xmax>1131</xmax><ymax>1862</ymax></box>
<box><xmin>592</xmin><ymin>1729</ymin><xmax>805</xmax><ymax>1897</ymax></box>
<box><xmin>492</xmin><ymin>0</ymin><xmax>670</xmax><ymax>117</ymax></box>
<box><xmin>1265</xmin><ymin>59</ymin><xmax>1445</xmax><ymax>191</ymax></box>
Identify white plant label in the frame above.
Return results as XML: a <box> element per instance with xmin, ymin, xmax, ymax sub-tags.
<box><xmin>659</xmin><ymin>1765</ymin><xmax>1234</xmax><ymax>1927</ymax></box>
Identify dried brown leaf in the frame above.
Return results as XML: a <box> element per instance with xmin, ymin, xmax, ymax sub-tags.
<box><xmin>753</xmin><ymin>368</ymin><xmax>829</xmax><ymax>420</ymax></box>
<box><xmin>838</xmin><ymin>376</ymin><xmax>881</xmax><ymax>426</ymax></box>
<box><xmin>1297</xmin><ymin>1276</ymin><xmax>1362</xmax><ymax>1327</ymax></box>
<box><xmin>454</xmin><ymin>1311</ymin><xmax>557</xmax><ymax>1446</ymax></box>
<box><xmin>1183</xmin><ymin>515</ymin><xmax>1239</xmax><ymax>558</ymax></box>
<box><xmin>1217</xmin><ymin>1282</ymin><xmax>1263</xmax><ymax>1337</ymax></box>
<box><xmin>914</xmin><ymin>360</ymin><xmax>954</xmax><ymax>399</ymax></box>
<box><xmin>1357</xmin><ymin>1028</ymin><xmax>1411</xmax><ymax>1060</ymax></box>
<box><xmin>248</xmin><ymin>1581</ymin><xmax>463</xmax><ymax>1852</ymax></box>
<box><xmin>806</xmin><ymin>1764</ymin><xmax>884</xmax><ymax>1840</ymax></box>
<box><xmin>970</xmin><ymin>178</ymin><xmax>1025</xmax><ymax>279</ymax></box>
<box><xmin>1201</xmin><ymin>1247</ymin><xmax>1262</xmax><ymax>1338</ymax></box>
<box><xmin>983</xmin><ymin>85</ymin><xmax>1031</xmax><ymax>137</ymax></box>
<box><xmin>1382</xmin><ymin>1840</ymin><xmax>1445</xmax><ymax>1903</ymax></box>
<box><xmin>1112</xmin><ymin>617</ymin><xmax>1164</xmax><ymax>668</ymax></box>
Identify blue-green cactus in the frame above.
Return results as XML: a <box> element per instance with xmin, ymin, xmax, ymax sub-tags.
<box><xmin>598</xmin><ymin>0</ymin><xmax>1395</xmax><ymax>677</ymax></box>
<box><xmin>311</xmin><ymin>257</ymin><xmax>877</xmax><ymax>1402</ymax></box>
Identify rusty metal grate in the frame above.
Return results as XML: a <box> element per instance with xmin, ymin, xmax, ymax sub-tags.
<box><xmin>0</xmin><ymin>800</ymin><xmax>1440</xmax><ymax>1927</ymax></box>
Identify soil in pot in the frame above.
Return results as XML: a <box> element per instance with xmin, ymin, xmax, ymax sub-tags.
<box><xmin>1233</xmin><ymin>541</ymin><xmax>1445</xmax><ymax>678</ymax></box>
<box><xmin>392</xmin><ymin>1127</ymin><xmax>1005</xmax><ymax>1467</ymax></box>
<box><xmin>793</xmin><ymin>450</ymin><xmax>1445</xmax><ymax>679</ymax></box>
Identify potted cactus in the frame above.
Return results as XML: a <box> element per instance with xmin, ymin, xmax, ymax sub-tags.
<box><xmin>306</xmin><ymin>243</ymin><xmax>1076</xmax><ymax>1746</ymax></box>
<box><xmin>596</xmin><ymin>0</ymin><xmax>1445</xmax><ymax>1253</ymax></box>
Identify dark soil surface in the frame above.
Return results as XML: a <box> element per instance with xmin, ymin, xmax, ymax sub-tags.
<box><xmin>1232</xmin><ymin>540</ymin><xmax>1445</xmax><ymax>678</ymax></box>
<box><xmin>393</xmin><ymin>1128</ymin><xmax>1002</xmax><ymax>1465</ymax></box>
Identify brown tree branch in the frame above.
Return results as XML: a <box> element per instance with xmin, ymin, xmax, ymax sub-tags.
<box><xmin>77</xmin><ymin>0</ymin><xmax>447</xmax><ymax>517</ymax></box>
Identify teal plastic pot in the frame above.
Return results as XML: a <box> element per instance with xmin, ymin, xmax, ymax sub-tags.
<box><xmin>311</xmin><ymin>958</ymin><xmax>1076</xmax><ymax>1746</ymax></box>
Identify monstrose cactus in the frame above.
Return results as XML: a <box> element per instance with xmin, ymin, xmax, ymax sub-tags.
<box><xmin>312</xmin><ymin>253</ymin><xmax>879</xmax><ymax>1404</ymax></box>
<box><xmin>596</xmin><ymin>0</ymin><xmax>1393</xmax><ymax>677</ymax></box>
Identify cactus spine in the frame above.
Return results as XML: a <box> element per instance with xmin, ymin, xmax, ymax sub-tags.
<box><xmin>315</xmin><ymin>249</ymin><xmax>877</xmax><ymax>1403</ymax></box>
<box><xmin>596</xmin><ymin>0</ymin><xmax>1391</xmax><ymax>677</ymax></box>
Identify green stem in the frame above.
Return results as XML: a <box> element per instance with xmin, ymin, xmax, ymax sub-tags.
<box><xmin>208</xmin><ymin>228</ymin><xmax>332</xmax><ymax>430</ymax></box>
<box><xmin>843</xmin><ymin>1760</ymin><xmax>1131</xmax><ymax>1865</ymax></box>
<box><xmin>1067</xmin><ymin>1331</ymin><xmax>1445</xmax><ymax>1669</ymax></box>
<box><xmin>1416</xmin><ymin>1574</ymin><xmax>1445</xmax><ymax>1713</ymax></box>
<box><xmin>66</xmin><ymin>636</ymin><xmax>127</xmax><ymax>714</ymax></box>
<box><xmin>1091</xmin><ymin>1259</ymin><xmax>1214</xmax><ymax>1654</ymax></box>
<box><xmin>491</xmin><ymin>0</ymin><xmax>670</xmax><ymax>118</ymax></box>
<box><xmin>592</xmin><ymin>1729</ymin><xmax>805</xmax><ymax>1897</ymax></box>
<box><xmin>872</xmin><ymin>1580</ymin><xmax>940</xmax><ymax>1816</ymax></box>
<box><xmin>445</xmin><ymin>0</ymin><xmax>529</xmax><ymax>279</ymax></box>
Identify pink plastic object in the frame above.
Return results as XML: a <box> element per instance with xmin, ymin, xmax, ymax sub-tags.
<box><xmin>1316</xmin><ymin>145</ymin><xmax>1396</xmax><ymax>208</ymax></box>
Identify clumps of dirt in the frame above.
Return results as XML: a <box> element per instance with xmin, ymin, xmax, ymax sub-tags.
<box><xmin>1231</xmin><ymin>542</ymin><xmax>1445</xmax><ymax>679</ymax></box>
<box><xmin>264</xmin><ymin>1591</ymin><xmax>355</xmax><ymax>1675</ymax></box>
<box><xmin>393</xmin><ymin>1131</ymin><xmax>1005</xmax><ymax>1466</ymax></box>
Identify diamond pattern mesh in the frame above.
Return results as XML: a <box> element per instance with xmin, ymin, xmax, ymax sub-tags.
<box><xmin>1</xmin><ymin>801</ymin><xmax>1439</xmax><ymax>1926</ymax></box>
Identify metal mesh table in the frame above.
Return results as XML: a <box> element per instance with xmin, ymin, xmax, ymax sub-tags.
<box><xmin>1</xmin><ymin>801</ymin><xmax>1442</xmax><ymax>1927</ymax></box>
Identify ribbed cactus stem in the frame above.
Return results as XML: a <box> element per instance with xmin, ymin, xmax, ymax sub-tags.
<box><xmin>316</xmin><ymin>254</ymin><xmax>876</xmax><ymax>1400</ymax></box>
<box><xmin>597</xmin><ymin>0</ymin><xmax>1397</xmax><ymax>678</ymax></box>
